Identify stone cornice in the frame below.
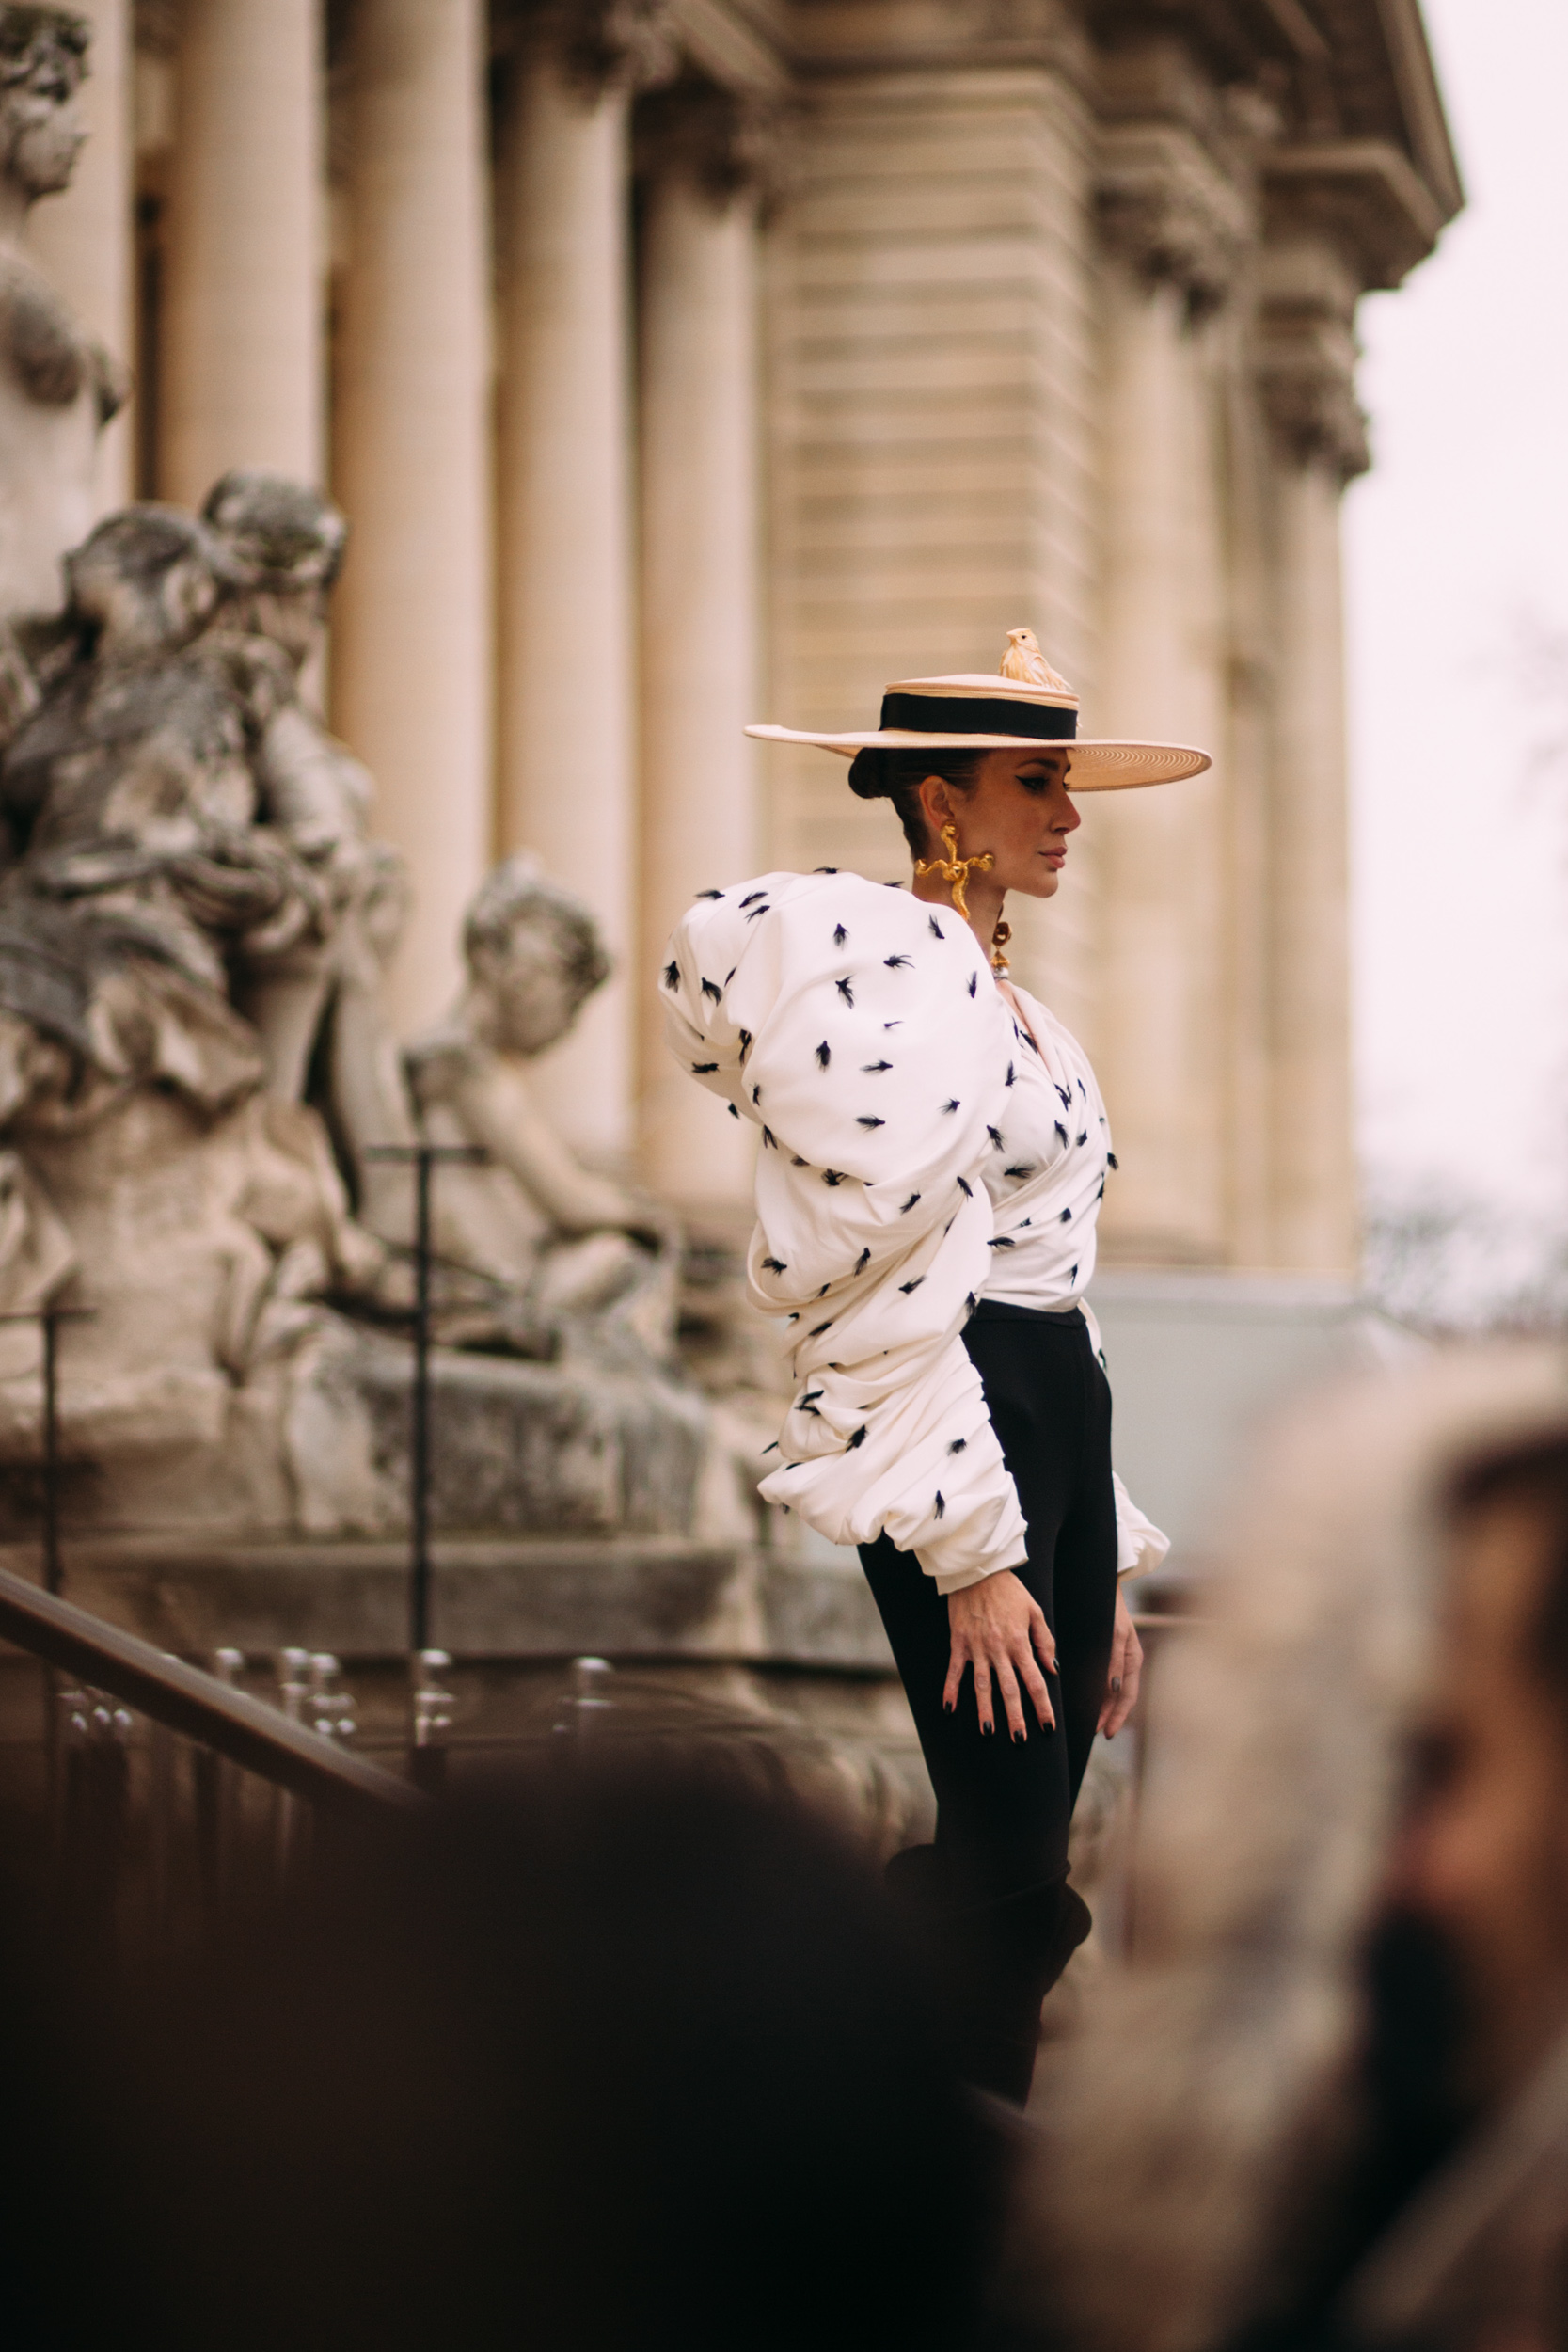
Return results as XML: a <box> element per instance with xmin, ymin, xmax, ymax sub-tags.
<box><xmin>1263</xmin><ymin>136</ymin><xmax>1447</xmax><ymax>291</ymax></box>
<box><xmin>1097</xmin><ymin>120</ymin><xmax>1253</xmax><ymax>311</ymax></box>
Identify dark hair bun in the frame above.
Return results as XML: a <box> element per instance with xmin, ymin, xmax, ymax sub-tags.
<box><xmin>847</xmin><ymin>749</ymin><xmax>890</xmax><ymax>800</ymax></box>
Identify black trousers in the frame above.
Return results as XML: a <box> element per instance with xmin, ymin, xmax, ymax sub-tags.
<box><xmin>859</xmin><ymin>1301</ymin><xmax>1119</xmax><ymax>1906</ymax></box>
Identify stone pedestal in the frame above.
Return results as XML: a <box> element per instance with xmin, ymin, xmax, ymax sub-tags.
<box><xmin>159</xmin><ymin>0</ymin><xmax>325</xmax><ymax>501</ymax></box>
<box><xmin>331</xmin><ymin>0</ymin><xmax>492</xmax><ymax>1030</ymax></box>
<box><xmin>637</xmin><ymin>136</ymin><xmax>760</xmax><ymax>1206</ymax></box>
<box><xmin>497</xmin><ymin>56</ymin><xmax>638</xmax><ymax>1160</ymax></box>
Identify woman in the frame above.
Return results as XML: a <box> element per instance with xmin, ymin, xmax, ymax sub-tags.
<box><xmin>663</xmin><ymin>631</ymin><xmax>1209</xmax><ymax>2103</ymax></box>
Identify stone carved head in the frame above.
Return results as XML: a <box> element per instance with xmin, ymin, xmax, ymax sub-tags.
<box><xmin>462</xmin><ymin>856</ymin><xmax>610</xmax><ymax>1058</ymax></box>
<box><xmin>201</xmin><ymin>470</ymin><xmax>348</xmax><ymax>668</ymax></box>
<box><xmin>0</xmin><ymin>7</ymin><xmax>88</xmax><ymax>204</ymax></box>
<box><xmin>64</xmin><ymin>504</ymin><xmax>234</xmax><ymax>659</ymax></box>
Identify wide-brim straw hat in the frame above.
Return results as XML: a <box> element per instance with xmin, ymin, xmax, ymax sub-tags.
<box><xmin>746</xmin><ymin>629</ymin><xmax>1211</xmax><ymax>790</ymax></box>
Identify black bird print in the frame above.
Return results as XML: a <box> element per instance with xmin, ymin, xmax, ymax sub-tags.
<box><xmin>967</xmin><ymin>973</ymin><xmax>977</xmax><ymax>998</ymax></box>
<box><xmin>816</xmin><ymin>1041</ymin><xmax>831</xmax><ymax>1068</ymax></box>
<box><xmin>1005</xmin><ymin>1165</ymin><xmax>1034</xmax><ymax>1180</ymax></box>
<box><xmin>701</xmin><ymin>977</ymin><xmax>721</xmax><ymax>1003</ymax></box>
<box><xmin>696</xmin><ymin>889</ymin><xmax>723</xmax><ymax>900</ymax></box>
<box><xmin>816</xmin><ymin>1284</ymin><xmax>830</xmax><ymax>1297</ymax></box>
<box><xmin>987</xmin><ymin>1125</ymin><xmax>1004</xmax><ymax>1150</ymax></box>
<box><xmin>956</xmin><ymin>1176</ymin><xmax>973</xmax><ymax>1196</ymax></box>
<box><xmin>847</xmin><ymin>1425</ymin><xmax>867</xmax><ymax>1450</ymax></box>
<box><xmin>662</xmin><ymin>960</ymin><xmax>679</xmax><ymax>990</ymax></box>
<box><xmin>898</xmin><ymin>1277</ymin><xmax>926</xmax><ymax>1295</ymax></box>
<box><xmin>948</xmin><ymin>1437</ymin><xmax>967</xmax><ymax>1454</ymax></box>
<box><xmin>744</xmin><ymin>903</ymin><xmax>769</xmax><ymax>921</ymax></box>
<box><xmin>761</xmin><ymin>1256</ymin><xmax>787</xmax><ymax>1273</ymax></box>
<box><xmin>1055</xmin><ymin>1121</ymin><xmax>1069</xmax><ymax>1147</ymax></box>
<box><xmin>799</xmin><ymin>1388</ymin><xmax>823</xmax><ymax>1414</ymax></box>
<box><xmin>814</xmin><ymin>866</ymin><xmax>839</xmax><ymax>875</ymax></box>
<box><xmin>941</xmin><ymin>1099</ymin><xmax>959</xmax><ymax>1113</ymax></box>
<box><xmin>899</xmin><ymin>1193</ymin><xmax>921</xmax><ymax>1213</ymax></box>
<box><xmin>691</xmin><ymin>1061</ymin><xmax>718</xmax><ymax>1073</ymax></box>
<box><xmin>737</xmin><ymin>1027</ymin><xmax>752</xmax><ymax>1059</ymax></box>
<box><xmin>835</xmin><ymin>977</ymin><xmax>855</xmax><ymax>1005</ymax></box>
<box><xmin>833</xmin><ymin>923</ymin><xmax>847</xmax><ymax>946</ymax></box>
<box><xmin>1005</xmin><ymin>1062</ymin><xmax>1015</xmax><ymax>1087</ymax></box>
<box><xmin>853</xmin><ymin>1248</ymin><xmax>871</xmax><ymax>1275</ymax></box>
<box><xmin>863</xmin><ymin>1059</ymin><xmax>894</xmax><ymax>1073</ymax></box>
<box><xmin>884</xmin><ymin>954</ymin><xmax>912</xmax><ymax>970</ymax></box>
<box><xmin>752</xmin><ymin>1083</ymin><xmax>762</xmax><ymax>1104</ymax></box>
<box><xmin>1107</xmin><ymin>1152</ymin><xmax>1119</xmax><ymax>1170</ymax></box>
<box><xmin>933</xmin><ymin>1492</ymin><xmax>946</xmax><ymax>1520</ymax></box>
<box><xmin>857</xmin><ymin>1116</ymin><xmax>886</xmax><ymax>1129</ymax></box>
<box><xmin>823</xmin><ymin>1169</ymin><xmax>847</xmax><ymax>1185</ymax></box>
<box><xmin>739</xmin><ymin>890</ymin><xmax>767</xmax><ymax>908</ymax></box>
<box><xmin>1076</xmin><ymin>1133</ymin><xmax>1087</xmax><ymax>1147</ymax></box>
<box><xmin>965</xmin><ymin>1292</ymin><xmax>977</xmax><ymax>1314</ymax></box>
<box><xmin>884</xmin><ymin>1020</ymin><xmax>902</xmax><ymax>1029</ymax></box>
<box><xmin>808</xmin><ymin>1320</ymin><xmax>832</xmax><ymax>1337</ymax></box>
<box><xmin>1069</xmin><ymin>1263</ymin><xmax>1079</xmax><ymax>1282</ymax></box>
<box><xmin>761</xmin><ymin>1126</ymin><xmax>777</xmax><ymax>1149</ymax></box>
<box><xmin>1059</xmin><ymin>1208</ymin><xmax>1072</xmax><ymax>1224</ymax></box>
<box><xmin>728</xmin><ymin>1103</ymin><xmax>739</xmax><ymax>1118</ymax></box>
<box><xmin>927</xmin><ymin>915</ymin><xmax>944</xmax><ymax>940</ymax></box>
<box><xmin>725</xmin><ymin>968</ymin><xmax>736</xmax><ymax>983</ymax></box>
<box><xmin>987</xmin><ymin>1235</ymin><xmax>1017</xmax><ymax>1249</ymax></box>
<box><xmin>762</xmin><ymin>1439</ymin><xmax>779</xmax><ymax>1454</ymax></box>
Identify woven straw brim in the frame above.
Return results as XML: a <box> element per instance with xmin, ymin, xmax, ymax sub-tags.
<box><xmin>744</xmin><ymin>724</ymin><xmax>1211</xmax><ymax>790</ymax></box>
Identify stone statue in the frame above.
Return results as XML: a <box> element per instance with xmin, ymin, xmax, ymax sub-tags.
<box><xmin>0</xmin><ymin>7</ymin><xmax>126</xmax><ymax>726</ymax></box>
<box><xmin>406</xmin><ymin>855</ymin><xmax>675</xmax><ymax>1356</ymax></box>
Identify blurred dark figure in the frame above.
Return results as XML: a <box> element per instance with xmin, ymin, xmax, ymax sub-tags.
<box><xmin>3</xmin><ymin>1753</ymin><xmax>1004</xmax><ymax>2351</ymax></box>
<box><xmin>999</xmin><ymin>1347</ymin><xmax>1568</xmax><ymax>2352</ymax></box>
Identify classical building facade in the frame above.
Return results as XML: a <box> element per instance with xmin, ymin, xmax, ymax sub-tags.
<box><xmin>32</xmin><ymin>0</ymin><xmax>1459</xmax><ymax>1272</ymax></box>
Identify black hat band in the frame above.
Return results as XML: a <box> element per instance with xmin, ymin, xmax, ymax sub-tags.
<box><xmin>878</xmin><ymin>691</ymin><xmax>1078</xmax><ymax>740</ymax></box>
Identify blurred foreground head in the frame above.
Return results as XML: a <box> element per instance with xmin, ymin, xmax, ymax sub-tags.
<box><xmin>1014</xmin><ymin>1343</ymin><xmax>1568</xmax><ymax>2352</ymax></box>
<box><xmin>18</xmin><ymin>1755</ymin><xmax>998</xmax><ymax>2352</ymax></box>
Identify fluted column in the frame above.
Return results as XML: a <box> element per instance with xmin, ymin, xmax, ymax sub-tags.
<box><xmin>332</xmin><ymin>0</ymin><xmax>492</xmax><ymax>1029</ymax></box>
<box><xmin>636</xmin><ymin>85</ymin><xmax>764</xmax><ymax>1205</ymax></box>
<box><xmin>496</xmin><ymin>3</ymin><xmax>673</xmax><ymax>1161</ymax></box>
<box><xmin>158</xmin><ymin>0</ymin><xmax>325</xmax><ymax>503</ymax></box>
<box><xmin>1092</xmin><ymin>122</ymin><xmax>1246</xmax><ymax>1265</ymax></box>
<box><xmin>1259</xmin><ymin>236</ymin><xmax>1367</xmax><ymax>1273</ymax></box>
<box><xmin>25</xmin><ymin>0</ymin><xmax>133</xmax><ymax>511</ymax></box>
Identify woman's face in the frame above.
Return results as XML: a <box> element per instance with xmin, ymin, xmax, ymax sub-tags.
<box><xmin>2</xmin><ymin>72</ymin><xmax>85</xmax><ymax>201</ymax></box>
<box><xmin>918</xmin><ymin>748</ymin><xmax>1081</xmax><ymax>900</ymax></box>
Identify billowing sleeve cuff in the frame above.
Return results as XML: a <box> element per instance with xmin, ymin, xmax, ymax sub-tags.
<box><xmin>1113</xmin><ymin>1470</ymin><xmax>1170</xmax><ymax>1579</ymax></box>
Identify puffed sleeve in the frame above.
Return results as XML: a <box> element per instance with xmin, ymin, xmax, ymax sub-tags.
<box><xmin>663</xmin><ymin>870</ymin><xmax>1029</xmax><ymax>1592</ymax></box>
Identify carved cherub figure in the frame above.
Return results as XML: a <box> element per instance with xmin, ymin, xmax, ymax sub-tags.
<box><xmin>0</xmin><ymin>8</ymin><xmax>126</xmax><ymax>727</ymax></box>
<box><xmin>405</xmin><ymin>857</ymin><xmax>673</xmax><ymax>1349</ymax></box>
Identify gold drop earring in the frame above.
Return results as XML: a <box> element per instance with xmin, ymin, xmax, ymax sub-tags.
<box><xmin>990</xmin><ymin>917</ymin><xmax>1011</xmax><ymax>976</ymax></box>
<box><xmin>915</xmin><ymin>821</ymin><xmax>994</xmax><ymax>924</ymax></box>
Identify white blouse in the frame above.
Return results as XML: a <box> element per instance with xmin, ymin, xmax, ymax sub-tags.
<box><xmin>663</xmin><ymin>869</ymin><xmax>1167</xmax><ymax>1595</ymax></box>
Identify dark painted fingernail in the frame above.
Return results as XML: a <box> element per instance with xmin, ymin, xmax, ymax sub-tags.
<box><xmin>942</xmin><ymin>1700</ymin><xmax>954</xmax><ymax>1715</ymax></box>
<box><xmin>1013</xmin><ymin>1729</ymin><xmax>1025</xmax><ymax>1745</ymax></box>
<box><xmin>981</xmin><ymin>1722</ymin><xmax>994</xmax><ymax>1738</ymax></box>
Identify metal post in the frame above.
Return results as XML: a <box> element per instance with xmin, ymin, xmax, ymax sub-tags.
<box><xmin>409</xmin><ymin>1647</ymin><xmax>455</xmax><ymax>1798</ymax></box>
<box><xmin>363</xmin><ymin>1145</ymin><xmax>485</xmax><ymax>1659</ymax></box>
<box><xmin>412</xmin><ymin>1149</ymin><xmax>433</xmax><ymax>1653</ymax></box>
<box><xmin>41</xmin><ymin>1308</ymin><xmax>60</xmax><ymax>1597</ymax></box>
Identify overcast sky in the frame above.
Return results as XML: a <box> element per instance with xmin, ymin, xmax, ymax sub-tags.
<box><xmin>1346</xmin><ymin>0</ymin><xmax>1568</xmax><ymax>1225</ymax></box>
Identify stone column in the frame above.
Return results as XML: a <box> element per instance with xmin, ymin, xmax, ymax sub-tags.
<box><xmin>1258</xmin><ymin>236</ymin><xmax>1368</xmax><ymax>1273</ymax></box>
<box><xmin>496</xmin><ymin>3</ymin><xmax>673</xmax><ymax>1163</ymax></box>
<box><xmin>331</xmin><ymin>0</ymin><xmax>493</xmax><ymax>1030</ymax></box>
<box><xmin>158</xmin><ymin>0</ymin><xmax>325</xmax><ymax>504</ymax></box>
<box><xmin>25</xmin><ymin>0</ymin><xmax>133</xmax><ymax>511</ymax></box>
<box><xmin>1091</xmin><ymin>122</ymin><xmax>1247</xmax><ymax>1265</ymax></box>
<box><xmin>636</xmin><ymin>83</ymin><xmax>764</xmax><ymax>1206</ymax></box>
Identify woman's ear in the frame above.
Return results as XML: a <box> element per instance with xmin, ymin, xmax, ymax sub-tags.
<box><xmin>917</xmin><ymin>773</ymin><xmax>953</xmax><ymax>843</ymax></box>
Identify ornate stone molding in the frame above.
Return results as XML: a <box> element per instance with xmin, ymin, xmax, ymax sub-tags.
<box><xmin>1255</xmin><ymin>243</ymin><xmax>1369</xmax><ymax>482</ymax></box>
<box><xmin>507</xmin><ymin>0</ymin><xmax>679</xmax><ymax>99</ymax></box>
<box><xmin>1097</xmin><ymin>120</ymin><xmax>1253</xmax><ymax>315</ymax></box>
<box><xmin>633</xmin><ymin>72</ymin><xmax>784</xmax><ymax>209</ymax></box>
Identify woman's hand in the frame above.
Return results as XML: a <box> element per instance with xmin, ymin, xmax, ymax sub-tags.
<box><xmin>944</xmin><ymin>1570</ymin><xmax>1056</xmax><ymax>1740</ymax></box>
<box><xmin>1098</xmin><ymin>1586</ymin><xmax>1144</xmax><ymax>1738</ymax></box>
